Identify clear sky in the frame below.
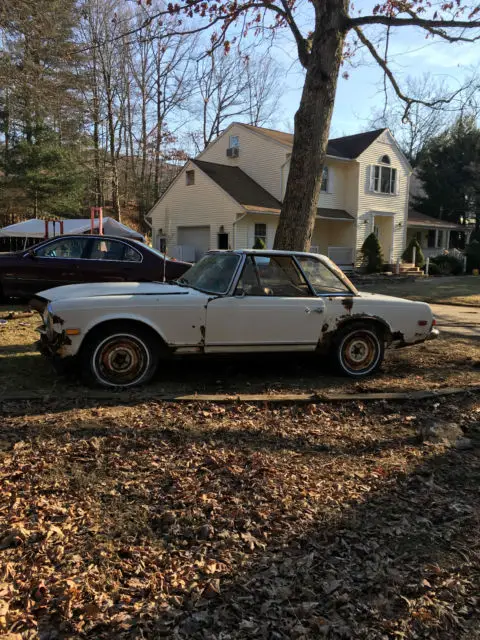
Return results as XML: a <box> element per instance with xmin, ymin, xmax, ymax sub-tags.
<box><xmin>267</xmin><ymin>10</ymin><xmax>479</xmax><ymax>137</ymax></box>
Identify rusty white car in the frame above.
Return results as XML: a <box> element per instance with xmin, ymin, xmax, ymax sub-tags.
<box><xmin>34</xmin><ymin>250</ymin><xmax>438</xmax><ymax>388</ymax></box>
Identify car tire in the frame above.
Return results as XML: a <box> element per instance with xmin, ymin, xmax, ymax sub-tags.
<box><xmin>80</xmin><ymin>323</ymin><xmax>159</xmax><ymax>388</ymax></box>
<box><xmin>331</xmin><ymin>322</ymin><xmax>384</xmax><ymax>377</ymax></box>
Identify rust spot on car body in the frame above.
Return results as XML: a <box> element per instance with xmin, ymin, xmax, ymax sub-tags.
<box><xmin>199</xmin><ymin>325</ymin><xmax>206</xmax><ymax>347</ymax></box>
<box><xmin>341</xmin><ymin>298</ymin><xmax>354</xmax><ymax>312</ymax></box>
<box><xmin>52</xmin><ymin>314</ymin><xmax>64</xmax><ymax>325</ymax></box>
<box><xmin>322</xmin><ymin>323</ymin><xmax>329</xmax><ymax>333</ymax></box>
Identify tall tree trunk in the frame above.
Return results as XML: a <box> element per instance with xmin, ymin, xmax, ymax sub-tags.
<box><xmin>273</xmin><ymin>3</ymin><xmax>347</xmax><ymax>251</ymax></box>
<box><xmin>105</xmin><ymin>73</ymin><xmax>121</xmax><ymax>221</ymax></box>
<box><xmin>92</xmin><ymin>50</ymin><xmax>102</xmax><ymax>208</ymax></box>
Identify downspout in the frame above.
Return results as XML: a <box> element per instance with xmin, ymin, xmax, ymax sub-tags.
<box><xmin>232</xmin><ymin>212</ymin><xmax>248</xmax><ymax>250</ymax></box>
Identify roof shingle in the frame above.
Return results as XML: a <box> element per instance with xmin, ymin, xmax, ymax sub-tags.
<box><xmin>239</xmin><ymin>124</ymin><xmax>386</xmax><ymax>159</ymax></box>
<box><xmin>192</xmin><ymin>159</ymin><xmax>354</xmax><ymax>221</ymax></box>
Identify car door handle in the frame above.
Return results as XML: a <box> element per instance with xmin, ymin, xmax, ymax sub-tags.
<box><xmin>305</xmin><ymin>306</ymin><xmax>324</xmax><ymax>314</ymax></box>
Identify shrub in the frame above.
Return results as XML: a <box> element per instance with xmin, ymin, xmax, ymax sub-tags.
<box><xmin>402</xmin><ymin>238</ymin><xmax>425</xmax><ymax>268</ymax></box>
<box><xmin>431</xmin><ymin>254</ymin><xmax>463</xmax><ymax>275</ymax></box>
<box><xmin>466</xmin><ymin>240</ymin><xmax>480</xmax><ymax>273</ymax></box>
<box><xmin>360</xmin><ymin>232</ymin><xmax>384</xmax><ymax>273</ymax></box>
<box><xmin>426</xmin><ymin>261</ymin><xmax>441</xmax><ymax>276</ymax></box>
<box><xmin>253</xmin><ymin>237</ymin><xmax>266</xmax><ymax>249</ymax></box>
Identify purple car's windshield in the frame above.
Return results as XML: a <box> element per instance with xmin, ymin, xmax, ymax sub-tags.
<box><xmin>177</xmin><ymin>253</ymin><xmax>241</xmax><ymax>294</ymax></box>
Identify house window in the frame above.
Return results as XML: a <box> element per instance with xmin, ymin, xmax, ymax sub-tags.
<box><xmin>372</xmin><ymin>165</ymin><xmax>397</xmax><ymax>194</ymax></box>
<box><xmin>186</xmin><ymin>170</ymin><xmax>195</xmax><ymax>186</ymax></box>
<box><xmin>321</xmin><ymin>166</ymin><xmax>329</xmax><ymax>192</ymax></box>
<box><xmin>229</xmin><ymin>135</ymin><xmax>240</xmax><ymax>148</ymax></box>
<box><xmin>254</xmin><ymin>223</ymin><xmax>267</xmax><ymax>248</ymax></box>
<box><xmin>380</xmin><ymin>154</ymin><xmax>391</xmax><ymax>164</ymax></box>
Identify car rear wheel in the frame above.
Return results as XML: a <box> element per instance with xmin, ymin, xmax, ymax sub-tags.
<box><xmin>81</xmin><ymin>323</ymin><xmax>159</xmax><ymax>388</ymax></box>
<box><xmin>331</xmin><ymin>323</ymin><xmax>384</xmax><ymax>377</ymax></box>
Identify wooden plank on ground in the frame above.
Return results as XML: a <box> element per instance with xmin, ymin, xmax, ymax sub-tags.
<box><xmin>0</xmin><ymin>385</ymin><xmax>479</xmax><ymax>404</ymax></box>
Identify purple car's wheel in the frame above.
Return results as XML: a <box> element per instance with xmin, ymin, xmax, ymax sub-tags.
<box><xmin>332</xmin><ymin>323</ymin><xmax>384</xmax><ymax>377</ymax></box>
<box><xmin>82</xmin><ymin>323</ymin><xmax>159</xmax><ymax>388</ymax></box>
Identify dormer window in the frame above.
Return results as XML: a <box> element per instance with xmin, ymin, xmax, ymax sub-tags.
<box><xmin>186</xmin><ymin>170</ymin><xmax>195</xmax><ymax>186</ymax></box>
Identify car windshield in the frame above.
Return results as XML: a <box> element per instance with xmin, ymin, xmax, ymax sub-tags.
<box><xmin>177</xmin><ymin>253</ymin><xmax>241</xmax><ymax>294</ymax></box>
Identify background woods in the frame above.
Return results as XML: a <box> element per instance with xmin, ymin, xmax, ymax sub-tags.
<box><xmin>0</xmin><ymin>0</ymin><xmax>284</xmax><ymax>230</ymax></box>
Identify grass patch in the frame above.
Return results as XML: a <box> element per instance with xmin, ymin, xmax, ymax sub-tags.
<box><xmin>360</xmin><ymin>275</ymin><xmax>480</xmax><ymax>307</ymax></box>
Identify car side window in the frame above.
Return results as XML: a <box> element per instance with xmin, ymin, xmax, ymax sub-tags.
<box><xmin>248</xmin><ymin>256</ymin><xmax>311</xmax><ymax>297</ymax></box>
<box><xmin>296</xmin><ymin>256</ymin><xmax>350</xmax><ymax>294</ymax></box>
<box><xmin>88</xmin><ymin>239</ymin><xmax>141</xmax><ymax>262</ymax></box>
<box><xmin>35</xmin><ymin>238</ymin><xmax>89</xmax><ymax>259</ymax></box>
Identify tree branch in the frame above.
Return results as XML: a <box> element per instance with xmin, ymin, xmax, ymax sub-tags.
<box><xmin>353</xmin><ymin>25</ymin><xmax>466</xmax><ymax>122</ymax></box>
<box><xmin>349</xmin><ymin>15</ymin><xmax>480</xmax><ymax>35</ymax></box>
<box><xmin>279</xmin><ymin>0</ymin><xmax>309</xmax><ymax>67</ymax></box>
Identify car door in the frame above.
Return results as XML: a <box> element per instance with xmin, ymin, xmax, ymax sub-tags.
<box><xmin>204</xmin><ymin>255</ymin><xmax>326</xmax><ymax>352</ymax></box>
<box><xmin>77</xmin><ymin>238</ymin><xmax>143</xmax><ymax>283</ymax></box>
<box><xmin>6</xmin><ymin>237</ymin><xmax>90</xmax><ymax>297</ymax></box>
<box><xmin>294</xmin><ymin>254</ymin><xmax>359</xmax><ymax>343</ymax></box>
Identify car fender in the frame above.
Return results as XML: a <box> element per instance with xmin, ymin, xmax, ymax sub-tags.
<box><xmin>81</xmin><ymin>312</ymin><xmax>170</xmax><ymax>346</ymax></box>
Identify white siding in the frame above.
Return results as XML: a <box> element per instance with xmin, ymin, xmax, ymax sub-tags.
<box><xmin>149</xmin><ymin>161</ymin><xmax>241</xmax><ymax>255</ymax></box>
<box><xmin>234</xmin><ymin>214</ymin><xmax>278</xmax><ymax>250</ymax></box>
<box><xmin>281</xmin><ymin>158</ymin><xmax>358</xmax><ymax>215</ymax></box>
<box><xmin>355</xmin><ymin>130</ymin><xmax>411</xmax><ymax>263</ymax></box>
<box><xmin>200</xmin><ymin>124</ymin><xmax>289</xmax><ymax>201</ymax></box>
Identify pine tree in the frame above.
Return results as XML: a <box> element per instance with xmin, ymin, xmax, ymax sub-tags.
<box><xmin>361</xmin><ymin>233</ymin><xmax>384</xmax><ymax>274</ymax></box>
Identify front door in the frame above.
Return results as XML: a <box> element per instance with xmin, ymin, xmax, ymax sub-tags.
<box><xmin>204</xmin><ymin>255</ymin><xmax>325</xmax><ymax>352</ymax></box>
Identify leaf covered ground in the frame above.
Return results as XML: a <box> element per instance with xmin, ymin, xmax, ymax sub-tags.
<box><xmin>1</xmin><ymin>395</ymin><xmax>479</xmax><ymax>639</ymax></box>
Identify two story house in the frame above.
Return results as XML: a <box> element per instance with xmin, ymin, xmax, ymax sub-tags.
<box><xmin>148</xmin><ymin>123</ymin><xmax>413</xmax><ymax>268</ymax></box>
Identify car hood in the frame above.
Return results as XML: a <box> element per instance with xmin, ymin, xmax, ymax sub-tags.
<box><xmin>358</xmin><ymin>291</ymin><xmax>430</xmax><ymax>306</ymax></box>
<box><xmin>37</xmin><ymin>281</ymin><xmax>197</xmax><ymax>301</ymax></box>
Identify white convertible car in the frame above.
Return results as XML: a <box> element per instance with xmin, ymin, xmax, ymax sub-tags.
<box><xmin>35</xmin><ymin>250</ymin><xmax>438</xmax><ymax>388</ymax></box>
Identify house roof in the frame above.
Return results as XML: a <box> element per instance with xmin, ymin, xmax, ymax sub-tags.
<box><xmin>407</xmin><ymin>210</ymin><xmax>464</xmax><ymax>230</ymax></box>
<box><xmin>238</xmin><ymin>124</ymin><xmax>386</xmax><ymax>159</ymax></box>
<box><xmin>192</xmin><ymin>159</ymin><xmax>354</xmax><ymax>221</ymax></box>
<box><xmin>192</xmin><ymin>159</ymin><xmax>283</xmax><ymax>213</ymax></box>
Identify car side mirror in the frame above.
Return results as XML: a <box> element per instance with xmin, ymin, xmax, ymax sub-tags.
<box><xmin>27</xmin><ymin>249</ymin><xmax>36</xmax><ymax>259</ymax></box>
<box><xmin>234</xmin><ymin>287</ymin><xmax>246</xmax><ymax>298</ymax></box>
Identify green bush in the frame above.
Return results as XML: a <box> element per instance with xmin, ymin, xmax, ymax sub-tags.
<box><xmin>431</xmin><ymin>254</ymin><xmax>463</xmax><ymax>275</ymax></box>
<box><xmin>253</xmin><ymin>237</ymin><xmax>266</xmax><ymax>249</ymax></box>
<box><xmin>426</xmin><ymin>261</ymin><xmax>441</xmax><ymax>276</ymax></box>
<box><xmin>466</xmin><ymin>240</ymin><xmax>480</xmax><ymax>272</ymax></box>
<box><xmin>360</xmin><ymin>233</ymin><xmax>384</xmax><ymax>273</ymax></box>
<box><xmin>402</xmin><ymin>238</ymin><xmax>425</xmax><ymax>268</ymax></box>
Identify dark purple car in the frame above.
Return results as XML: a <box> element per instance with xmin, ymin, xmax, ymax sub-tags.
<box><xmin>0</xmin><ymin>234</ymin><xmax>191</xmax><ymax>300</ymax></box>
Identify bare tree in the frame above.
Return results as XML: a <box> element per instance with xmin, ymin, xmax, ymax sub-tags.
<box><xmin>190</xmin><ymin>50</ymin><xmax>283</xmax><ymax>152</ymax></box>
<box><xmin>369</xmin><ymin>73</ymin><xmax>480</xmax><ymax>164</ymax></box>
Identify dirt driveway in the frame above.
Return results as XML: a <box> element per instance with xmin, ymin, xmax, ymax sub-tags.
<box><xmin>431</xmin><ymin>304</ymin><xmax>480</xmax><ymax>338</ymax></box>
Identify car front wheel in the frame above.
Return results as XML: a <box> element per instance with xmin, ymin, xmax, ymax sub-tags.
<box><xmin>332</xmin><ymin>323</ymin><xmax>384</xmax><ymax>377</ymax></box>
<box><xmin>81</xmin><ymin>323</ymin><xmax>159</xmax><ymax>388</ymax></box>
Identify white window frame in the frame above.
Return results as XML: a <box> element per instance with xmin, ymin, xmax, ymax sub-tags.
<box><xmin>254</xmin><ymin>223</ymin><xmax>267</xmax><ymax>245</ymax></box>
<box><xmin>372</xmin><ymin>164</ymin><xmax>397</xmax><ymax>195</ymax></box>
<box><xmin>229</xmin><ymin>135</ymin><xmax>240</xmax><ymax>149</ymax></box>
<box><xmin>320</xmin><ymin>166</ymin><xmax>329</xmax><ymax>193</ymax></box>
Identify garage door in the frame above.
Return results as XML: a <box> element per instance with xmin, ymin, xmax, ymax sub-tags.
<box><xmin>177</xmin><ymin>226</ymin><xmax>210</xmax><ymax>261</ymax></box>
